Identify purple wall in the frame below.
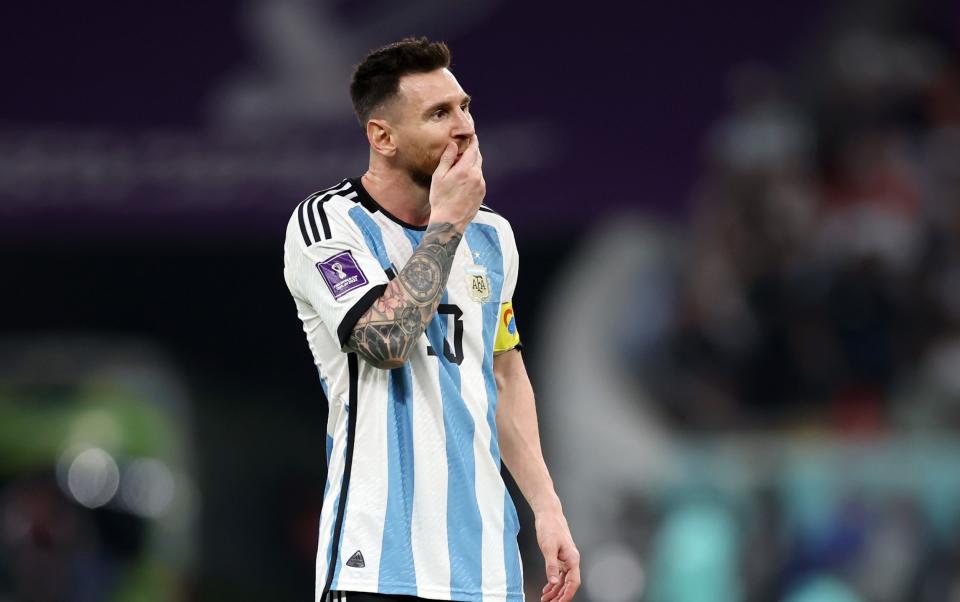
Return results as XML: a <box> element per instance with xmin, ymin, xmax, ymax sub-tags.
<box><xmin>8</xmin><ymin>0</ymin><xmax>945</xmax><ymax>240</ymax></box>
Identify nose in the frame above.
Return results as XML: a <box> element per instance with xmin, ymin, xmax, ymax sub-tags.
<box><xmin>452</xmin><ymin>106</ymin><xmax>474</xmax><ymax>139</ymax></box>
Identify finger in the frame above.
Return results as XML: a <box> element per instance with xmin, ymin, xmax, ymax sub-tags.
<box><xmin>542</xmin><ymin>570</ymin><xmax>564</xmax><ymax>591</ymax></box>
<box><xmin>540</xmin><ymin>583</ymin><xmax>563</xmax><ymax>602</ymax></box>
<box><xmin>543</xmin><ymin>543</ymin><xmax>562</xmax><ymax>587</ymax></box>
<box><xmin>453</xmin><ymin>135</ymin><xmax>479</xmax><ymax>171</ymax></box>
<box><xmin>541</xmin><ymin>575</ymin><xmax>563</xmax><ymax>601</ymax></box>
<box><xmin>544</xmin><ymin>567</ymin><xmax>572</xmax><ymax>602</ymax></box>
<box><xmin>472</xmin><ymin>134</ymin><xmax>482</xmax><ymax>169</ymax></box>
<box><xmin>541</xmin><ymin>582</ymin><xmax>562</xmax><ymax>602</ymax></box>
<box><xmin>558</xmin><ymin>567</ymin><xmax>581</xmax><ymax>602</ymax></box>
<box><xmin>433</xmin><ymin>141</ymin><xmax>458</xmax><ymax>177</ymax></box>
<box><xmin>542</xmin><ymin>565</ymin><xmax>566</xmax><ymax>601</ymax></box>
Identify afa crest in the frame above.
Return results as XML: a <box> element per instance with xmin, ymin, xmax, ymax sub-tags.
<box><xmin>465</xmin><ymin>265</ymin><xmax>491</xmax><ymax>303</ymax></box>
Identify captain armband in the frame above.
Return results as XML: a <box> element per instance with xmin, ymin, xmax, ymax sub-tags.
<box><xmin>494</xmin><ymin>301</ymin><xmax>522</xmax><ymax>353</ymax></box>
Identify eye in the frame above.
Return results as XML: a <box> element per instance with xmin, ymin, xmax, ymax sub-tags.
<box><xmin>432</xmin><ymin>108</ymin><xmax>448</xmax><ymax>119</ymax></box>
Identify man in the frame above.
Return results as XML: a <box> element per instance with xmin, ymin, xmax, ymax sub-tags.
<box><xmin>283</xmin><ymin>37</ymin><xmax>579</xmax><ymax>602</ymax></box>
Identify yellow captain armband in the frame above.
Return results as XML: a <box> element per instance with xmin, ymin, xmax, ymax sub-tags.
<box><xmin>494</xmin><ymin>301</ymin><xmax>522</xmax><ymax>353</ymax></box>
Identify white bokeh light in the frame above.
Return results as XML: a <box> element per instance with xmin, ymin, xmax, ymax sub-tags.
<box><xmin>66</xmin><ymin>448</ymin><xmax>120</xmax><ymax>508</ymax></box>
<box><xmin>120</xmin><ymin>458</ymin><xmax>176</xmax><ymax>518</ymax></box>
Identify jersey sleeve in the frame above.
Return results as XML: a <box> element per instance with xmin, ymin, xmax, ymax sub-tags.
<box><xmin>500</xmin><ymin>220</ymin><xmax>519</xmax><ymax>303</ymax></box>
<box><xmin>494</xmin><ymin>219</ymin><xmax>522</xmax><ymax>353</ymax></box>
<box><xmin>284</xmin><ymin>208</ymin><xmax>390</xmax><ymax>349</ymax></box>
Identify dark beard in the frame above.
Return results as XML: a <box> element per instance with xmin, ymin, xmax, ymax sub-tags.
<box><xmin>407</xmin><ymin>165</ymin><xmax>433</xmax><ymax>189</ymax></box>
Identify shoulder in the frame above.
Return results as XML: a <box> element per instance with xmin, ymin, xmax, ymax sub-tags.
<box><xmin>477</xmin><ymin>202</ymin><xmax>504</xmax><ymax>219</ymax></box>
<box><xmin>286</xmin><ymin>178</ymin><xmax>365</xmax><ymax>248</ymax></box>
<box><xmin>473</xmin><ymin>202</ymin><xmax>512</xmax><ymax>230</ymax></box>
<box><xmin>472</xmin><ymin>202</ymin><xmax>517</xmax><ymax>246</ymax></box>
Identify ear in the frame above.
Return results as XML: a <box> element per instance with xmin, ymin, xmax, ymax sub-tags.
<box><xmin>367</xmin><ymin>118</ymin><xmax>397</xmax><ymax>157</ymax></box>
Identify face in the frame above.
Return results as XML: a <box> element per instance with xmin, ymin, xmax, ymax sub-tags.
<box><xmin>385</xmin><ymin>68</ymin><xmax>475</xmax><ymax>188</ymax></box>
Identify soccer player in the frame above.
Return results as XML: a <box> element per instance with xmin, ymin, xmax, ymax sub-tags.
<box><xmin>283</xmin><ymin>38</ymin><xmax>579</xmax><ymax>602</ymax></box>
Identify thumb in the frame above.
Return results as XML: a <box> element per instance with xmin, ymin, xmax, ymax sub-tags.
<box><xmin>433</xmin><ymin>141</ymin><xmax>458</xmax><ymax>177</ymax></box>
<box><xmin>544</xmin><ymin>544</ymin><xmax>561</xmax><ymax>585</ymax></box>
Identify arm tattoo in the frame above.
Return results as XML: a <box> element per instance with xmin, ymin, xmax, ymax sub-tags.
<box><xmin>346</xmin><ymin>222</ymin><xmax>462</xmax><ymax>367</ymax></box>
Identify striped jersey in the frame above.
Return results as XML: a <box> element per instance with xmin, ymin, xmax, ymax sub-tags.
<box><xmin>282</xmin><ymin>177</ymin><xmax>525</xmax><ymax>602</ymax></box>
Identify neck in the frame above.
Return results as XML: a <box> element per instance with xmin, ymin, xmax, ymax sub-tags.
<box><xmin>361</xmin><ymin>162</ymin><xmax>431</xmax><ymax>227</ymax></box>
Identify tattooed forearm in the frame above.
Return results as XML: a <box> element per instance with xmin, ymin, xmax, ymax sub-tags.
<box><xmin>346</xmin><ymin>222</ymin><xmax>462</xmax><ymax>368</ymax></box>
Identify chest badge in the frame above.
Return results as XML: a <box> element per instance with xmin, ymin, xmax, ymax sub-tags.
<box><xmin>465</xmin><ymin>264</ymin><xmax>492</xmax><ymax>303</ymax></box>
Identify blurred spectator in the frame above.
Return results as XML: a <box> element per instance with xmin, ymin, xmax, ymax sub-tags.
<box><xmin>540</xmin><ymin>12</ymin><xmax>960</xmax><ymax>602</ymax></box>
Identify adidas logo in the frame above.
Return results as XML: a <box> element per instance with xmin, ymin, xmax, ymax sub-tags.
<box><xmin>346</xmin><ymin>550</ymin><xmax>365</xmax><ymax>568</ymax></box>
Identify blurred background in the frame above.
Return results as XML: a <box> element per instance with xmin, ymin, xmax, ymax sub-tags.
<box><xmin>1</xmin><ymin>0</ymin><xmax>959</xmax><ymax>600</ymax></box>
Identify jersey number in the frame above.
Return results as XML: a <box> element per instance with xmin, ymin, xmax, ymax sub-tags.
<box><xmin>426</xmin><ymin>304</ymin><xmax>464</xmax><ymax>365</ymax></box>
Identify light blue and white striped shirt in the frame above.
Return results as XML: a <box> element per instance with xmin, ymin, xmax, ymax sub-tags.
<box><xmin>283</xmin><ymin>178</ymin><xmax>524</xmax><ymax>602</ymax></box>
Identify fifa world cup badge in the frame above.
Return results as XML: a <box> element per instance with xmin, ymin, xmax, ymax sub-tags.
<box><xmin>465</xmin><ymin>264</ymin><xmax>491</xmax><ymax>303</ymax></box>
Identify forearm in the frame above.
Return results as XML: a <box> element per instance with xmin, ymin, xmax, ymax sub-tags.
<box><xmin>345</xmin><ymin>221</ymin><xmax>461</xmax><ymax>368</ymax></box>
<box><xmin>496</xmin><ymin>353</ymin><xmax>562</xmax><ymax>515</ymax></box>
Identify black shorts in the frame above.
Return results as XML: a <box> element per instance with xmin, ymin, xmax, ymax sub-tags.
<box><xmin>329</xmin><ymin>592</ymin><xmax>443</xmax><ymax>602</ymax></box>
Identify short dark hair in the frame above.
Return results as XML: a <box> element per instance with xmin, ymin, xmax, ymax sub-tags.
<box><xmin>349</xmin><ymin>37</ymin><xmax>452</xmax><ymax>126</ymax></box>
